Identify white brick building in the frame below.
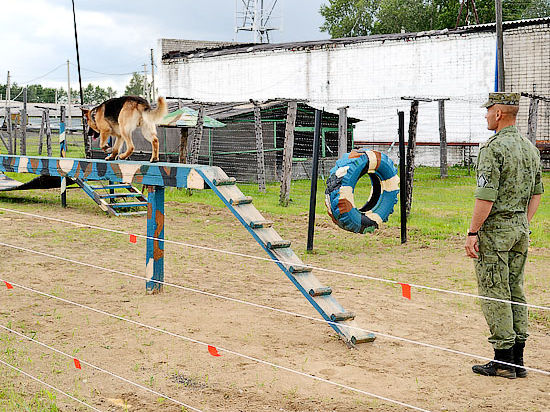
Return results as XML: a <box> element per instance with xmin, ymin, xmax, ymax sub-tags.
<box><xmin>157</xmin><ymin>19</ymin><xmax>550</xmax><ymax>165</ymax></box>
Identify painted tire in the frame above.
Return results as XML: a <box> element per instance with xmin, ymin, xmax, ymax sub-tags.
<box><xmin>325</xmin><ymin>149</ymin><xmax>399</xmax><ymax>234</ymax></box>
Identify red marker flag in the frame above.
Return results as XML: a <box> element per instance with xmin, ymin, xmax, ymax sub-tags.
<box><xmin>129</xmin><ymin>234</ymin><xmax>137</xmax><ymax>244</ymax></box>
<box><xmin>399</xmin><ymin>283</ymin><xmax>411</xmax><ymax>300</ymax></box>
<box><xmin>208</xmin><ymin>345</ymin><xmax>221</xmax><ymax>357</ymax></box>
<box><xmin>4</xmin><ymin>281</ymin><xmax>13</xmax><ymax>289</ymax></box>
<box><xmin>73</xmin><ymin>358</ymin><xmax>82</xmax><ymax>369</ymax></box>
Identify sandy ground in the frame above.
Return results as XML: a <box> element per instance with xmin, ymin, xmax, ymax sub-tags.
<box><xmin>0</xmin><ymin>189</ymin><xmax>549</xmax><ymax>412</ymax></box>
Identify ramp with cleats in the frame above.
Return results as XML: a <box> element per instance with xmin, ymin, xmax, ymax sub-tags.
<box><xmin>197</xmin><ymin>167</ymin><xmax>375</xmax><ymax>346</ymax></box>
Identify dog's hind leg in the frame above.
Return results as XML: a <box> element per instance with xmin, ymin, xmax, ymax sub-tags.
<box><xmin>117</xmin><ymin>109</ymin><xmax>140</xmax><ymax>160</ymax></box>
<box><xmin>141</xmin><ymin>122</ymin><xmax>160</xmax><ymax>163</ymax></box>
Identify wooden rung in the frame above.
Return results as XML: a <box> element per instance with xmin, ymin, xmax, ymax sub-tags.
<box><xmin>110</xmin><ymin>202</ymin><xmax>148</xmax><ymax>208</ymax></box>
<box><xmin>289</xmin><ymin>265</ymin><xmax>312</xmax><ymax>274</ymax></box>
<box><xmin>330</xmin><ymin>312</ymin><xmax>356</xmax><ymax>322</ymax></box>
<box><xmin>351</xmin><ymin>333</ymin><xmax>376</xmax><ymax>344</ymax></box>
<box><xmin>267</xmin><ymin>240</ymin><xmax>291</xmax><ymax>249</ymax></box>
<box><xmin>309</xmin><ymin>287</ymin><xmax>332</xmax><ymax>297</ymax></box>
<box><xmin>230</xmin><ymin>196</ymin><xmax>253</xmax><ymax>205</ymax></box>
<box><xmin>249</xmin><ymin>220</ymin><xmax>273</xmax><ymax>229</ymax></box>
<box><xmin>90</xmin><ymin>184</ymin><xmax>132</xmax><ymax>190</ymax></box>
<box><xmin>213</xmin><ymin>177</ymin><xmax>236</xmax><ymax>186</ymax></box>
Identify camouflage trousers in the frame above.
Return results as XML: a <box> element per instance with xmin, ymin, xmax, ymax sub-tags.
<box><xmin>475</xmin><ymin>215</ymin><xmax>530</xmax><ymax>350</ymax></box>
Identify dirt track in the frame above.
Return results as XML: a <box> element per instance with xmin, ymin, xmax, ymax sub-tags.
<box><xmin>0</xmin><ymin>192</ymin><xmax>549</xmax><ymax>411</ymax></box>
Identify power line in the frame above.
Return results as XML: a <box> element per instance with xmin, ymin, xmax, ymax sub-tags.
<box><xmin>0</xmin><ymin>207</ymin><xmax>548</xmax><ymax>311</ymax></box>
<box><xmin>1</xmin><ymin>240</ymin><xmax>549</xmax><ymax>377</ymax></box>
<box><xmin>0</xmin><ymin>359</ymin><xmax>103</xmax><ymax>412</ymax></box>
<box><xmin>2</xmin><ymin>278</ymin><xmax>433</xmax><ymax>412</ymax></box>
<box><xmin>0</xmin><ymin>323</ymin><xmax>203</xmax><ymax>412</ymax></box>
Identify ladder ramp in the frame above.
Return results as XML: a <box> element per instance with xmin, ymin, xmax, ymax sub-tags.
<box><xmin>76</xmin><ymin>179</ymin><xmax>148</xmax><ymax>217</ymax></box>
<box><xmin>197</xmin><ymin>167</ymin><xmax>374</xmax><ymax>345</ymax></box>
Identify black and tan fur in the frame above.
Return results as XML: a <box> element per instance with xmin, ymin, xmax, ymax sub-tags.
<box><xmin>82</xmin><ymin>96</ymin><xmax>167</xmax><ymax>162</ymax></box>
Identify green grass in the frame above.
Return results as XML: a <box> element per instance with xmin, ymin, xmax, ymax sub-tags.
<box><xmin>164</xmin><ymin>166</ymin><xmax>550</xmax><ymax>247</ymax></box>
<box><xmin>2</xmin><ymin>165</ymin><xmax>549</xmax><ymax>246</ymax></box>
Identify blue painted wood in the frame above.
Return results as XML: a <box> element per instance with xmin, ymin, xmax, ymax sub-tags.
<box><xmin>0</xmin><ymin>155</ymin><xmax>210</xmax><ymax>188</ymax></box>
<box><xmin>145</xmin><ymin>185</ymin><xmax>165</xmax><ymax>292</ymax></box>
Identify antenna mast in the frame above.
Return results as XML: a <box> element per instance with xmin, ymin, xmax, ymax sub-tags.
<box><xmin>235</xmin><ymin>0</ymin><xmax>281</xmax><ymax>43</ymax></box>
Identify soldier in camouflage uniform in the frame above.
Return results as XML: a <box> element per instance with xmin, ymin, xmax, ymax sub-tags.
<box><xmin>465</xmin><ymin>92</ymin><xmax>543</xmax><ymax>379</ymax></box>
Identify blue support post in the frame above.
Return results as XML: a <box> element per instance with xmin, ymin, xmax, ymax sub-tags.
<box><xmin>145</xmin><ymin>185</ymin><xmax>165</xmax><ymax>292</ymax></box>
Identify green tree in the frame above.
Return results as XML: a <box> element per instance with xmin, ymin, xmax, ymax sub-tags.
<box><xmin>320</xmin><ymin>0</ymin><xmax>550</xmax><ymax>37</ymax></box>
<box><xmin>319</xmin><ymin>0</ymin><xmax>379</xmax><ymax>38</ymax></box>
<box><xmin>124</xmin><ymin>72</ymin><xmax>148</xmax><ymax>96</ymax></box>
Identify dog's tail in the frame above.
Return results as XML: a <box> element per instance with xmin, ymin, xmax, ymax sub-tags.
<box><xmin>143</xmin><ymin>97</ymin><xmax>168</xmax><ymax>124</ymax></box>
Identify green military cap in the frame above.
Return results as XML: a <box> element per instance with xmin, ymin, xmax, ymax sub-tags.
<box><xmin>481</xmin><ymin>92</ymin><xmax>520</xmax><ymax>108</ymax></box>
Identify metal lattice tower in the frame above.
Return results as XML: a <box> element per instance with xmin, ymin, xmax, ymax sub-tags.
<box><xmin>235</xmin><ymin>0</ymin><xmax>281</xmax><ymax>43</ymax></box>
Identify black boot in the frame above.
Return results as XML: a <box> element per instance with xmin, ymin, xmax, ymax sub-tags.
<box><xmin>472</xmin><ymin>348</ymin><xmax>516</xmax><ymax>379</ymax></box>
<box><xmin>513</xmin><ymin>342</ymin><xmax>527</xmax><ymax>378</ymax></box>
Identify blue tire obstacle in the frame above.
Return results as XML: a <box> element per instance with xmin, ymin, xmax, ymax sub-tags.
<box><xmin>326</xmin><ymin>149</ymin><xmax>399</xmax><ymax>233</ymax></box>
<box><xmin>0</xmin><ymin>154</ymin><xmax>375</xmax><ymax>346</ymax></box>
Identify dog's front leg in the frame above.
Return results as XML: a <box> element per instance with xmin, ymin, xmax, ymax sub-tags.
<box><xmin>99</xmin><ymin>132</ymin><xmax>112</xmax><ymax>153</ymax></box>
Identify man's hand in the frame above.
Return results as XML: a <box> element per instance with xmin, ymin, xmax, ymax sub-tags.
<box><xmin>465</xmin><ymin>235</ymin><xmax>479</xmax><ymax>259</ymax></box>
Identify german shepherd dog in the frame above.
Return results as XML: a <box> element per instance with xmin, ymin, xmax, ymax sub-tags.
<box><xmin>82</xmin><ymin>96</ymin><xmax>167</xmax><ymax>162</ymax></box>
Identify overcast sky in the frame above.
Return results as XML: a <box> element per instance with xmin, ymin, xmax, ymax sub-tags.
<box><xmin>2</xmin><ymin>0</ymin><xmax>328</xmax><ymax>95</ymax></box>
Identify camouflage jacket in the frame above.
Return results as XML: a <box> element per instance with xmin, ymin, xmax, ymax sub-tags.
<box><xmin>475</xmin><ymin>126</ymin><xmax>544</xmax><ymax>221</ymax></box>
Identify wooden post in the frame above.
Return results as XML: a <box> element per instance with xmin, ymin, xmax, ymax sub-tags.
<box><xmin>60</xmin><ymin>106</ymin><xmax>67</xmax><ymax>207</ymax></box>
<box><xmin>145</xmin><ymin>185</ymin><xmax>165</xmax><ymax>293</ymax></box>
<box><xmin>398</xmin><ymin>111</ymin><xmax>407</xmax><ymax>244</ymax></box>
<box><xmin>337</xmin><ymin>106</ymin><xmax>348</xmax><ymax>159</ymax></box>
<box><xmin>526</xmin><ymin>97</ymin><xmax>539</xmax><ymax>145</ymax></box>
<box><xmin>253</xmin><ymin>102</ymin><xmax>266</xmax><ymax>192</ymax></box>
<box><xmin>406</xmin><ymin>100</ymin><xmax>419</xmax><ymax>216</ymax></box>
<box><xmin>438</xmin><ymin>99</ymin><xmax>448</xmax><ymax>178</ymax></box>
<box><xmin>189</xmin><ymin>105</ymin><xmax>204</xmax><ymax>164</ymax></box>
<box><xmin>179</xmin><ymin>128</ymin><xmax>189</xmax><ymax>163</ymax></box>
<box><xmin>21</xmin><ymin>88</ymin><xmax>27</xmax><ymax>155</ymax></box>
<box><xmin>38</xmin><ymin>111</ymin><xmax>45</xmax><ymax>155</ymax></box>
<box><xmin>307</xmin><ymin>109</ymin><xmax>322</xmax><ymax>252</ymax></box>
<box><xmin>6</xmin><ymin>107</ymin><xmax>12</xmax><ymax>155</ymax></box>
<box><xmin>45</xmin><ymin>109</ymin><xmax>52</xmax><ymax>157</ymax></box>
<box><xmin>495</xmin><ymin>0</ymin><xmax>505</xmax><ymax>91</ymax></box>
<box><xmin>279</xmin><ymin>101</ymin><xmax>297</xmax><ymax>206</ymax></box>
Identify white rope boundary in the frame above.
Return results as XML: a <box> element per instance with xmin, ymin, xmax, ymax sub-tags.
<box><xmin>1</xmin><ymin>278</ymin><xmax>432</xmax><ymax>412</ymax></box>
<box><xmin>0</xmin><ymin>323</ymin><xmax>203</xmax><ymax>412</ymax></box>
<box><xmin>1</xmin><ymin>241</ymin><xmax>549</xmax><ymax>377</ymax></box>
<box><xmin>0</xmin><ymin>207</ymin><xmax>548</xmax><ymax>311</ymax></box>
<box><xmin>0</xmin><ymin>358</ymin><xmax>104</xmax><ymax>412</ymax></box>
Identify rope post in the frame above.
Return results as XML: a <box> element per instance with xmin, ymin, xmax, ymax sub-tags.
<box><xmin>526</xmin><ymin>97</ymin><xmax>539</xmax><ymax>145</ymax></box>
<box><xmin>189</xmin><ymin>105</ymin><xmax>204</xmax><ymax>164</ymax></box>
<box><xmin>398</xmin><ymin>111</ymin><xmax>407</xmax><ymax>244</ymax></box>
<box><xmin>307</xmin><ymin>109</ymin><xmax>322</xmax><ymax>251</ymax></box>
<box><xmin>20</xmin><ymin>88</ymin><xmax>27</xmax><ymax>155</ymax></box>
<box><xmin>253</xmin><ymin>102</ymin><xmax>266</xmax><ymax>193</ymax></box>
<box><xmin>145</xmin><ymin>185</ymin><xmax>165</xmax><ymax>293</ymax></box>
<box><xmin>405</xmin><ymin>100</ymin><xmax>419</xmax><ymax>216</ymax></box>
<box><xmin>59</xmin><ymin>106</ymin><xmax>67</xmax><ymax>207</ymax></box>
<box><xmin>438</xmin><ymin>99</ymin><xmax>448</xmax><ymax>179</ymax></box>
<box><xmin>337</xmin><ymin>106</ymin><xmax>348</xmax><ymax>159</ymax></box>
<box><xmin>279</xmin><ymin>101</ymin><xmax>297</xmax><ymax>206</ymax></box>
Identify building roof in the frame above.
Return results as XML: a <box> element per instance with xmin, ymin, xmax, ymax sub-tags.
<box><xmin>165</xmin><ymin>99</ymin><xmax>361</xmax><ymax>123</ymax></box>
<box><xmin>162</xmin><ymin>17</ymin><xmax>550</xmax><ymax>61</ymax></box>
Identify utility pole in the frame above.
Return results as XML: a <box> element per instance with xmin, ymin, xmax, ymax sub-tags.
<box><xmin>495</xmin><ymin>0</ymin><xmax>505</xmax><ymax>91</ymax></box>
<box><xmin>150</xmin><ymin>49</ymin><xmax>156</xmax><ymax>101</ymax></box>
<box><xmin>5</xmin><ymin>71</ymin><xmax>10</xmax><ymax>110</ymax></box>
<box><xmin>67</xmin><ymin>60</ymin><xmax>72</xmax><ymax>133</ymax></box>
<box><xmin>143</xmin><ymin>63</ymin><xmax>148</xmax><ymax>101</ymax></box>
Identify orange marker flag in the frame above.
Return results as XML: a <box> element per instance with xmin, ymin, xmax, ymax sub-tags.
<box><xmin>129</xmin><ymin>234</ymin><xmax>137</xmax><ymax>244</ymax></box>
<box><xmin>4</xmin><ymin>281</ymin><xmax>13</xmax><ymax>289</ymax></box>
<box><xmin>208</xmin><ymin>345</ymin><xmax>221</xmax><ymax>357</ymax></box>
<box><xmin>399</xmin><ymin>283</ymin><xmax>411</xmax><ymax>300</ymax></box>
<box><xmin>73</xmin><ymin>358</ymin><xmax>82</xmax><ymax>369</ymax></box>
